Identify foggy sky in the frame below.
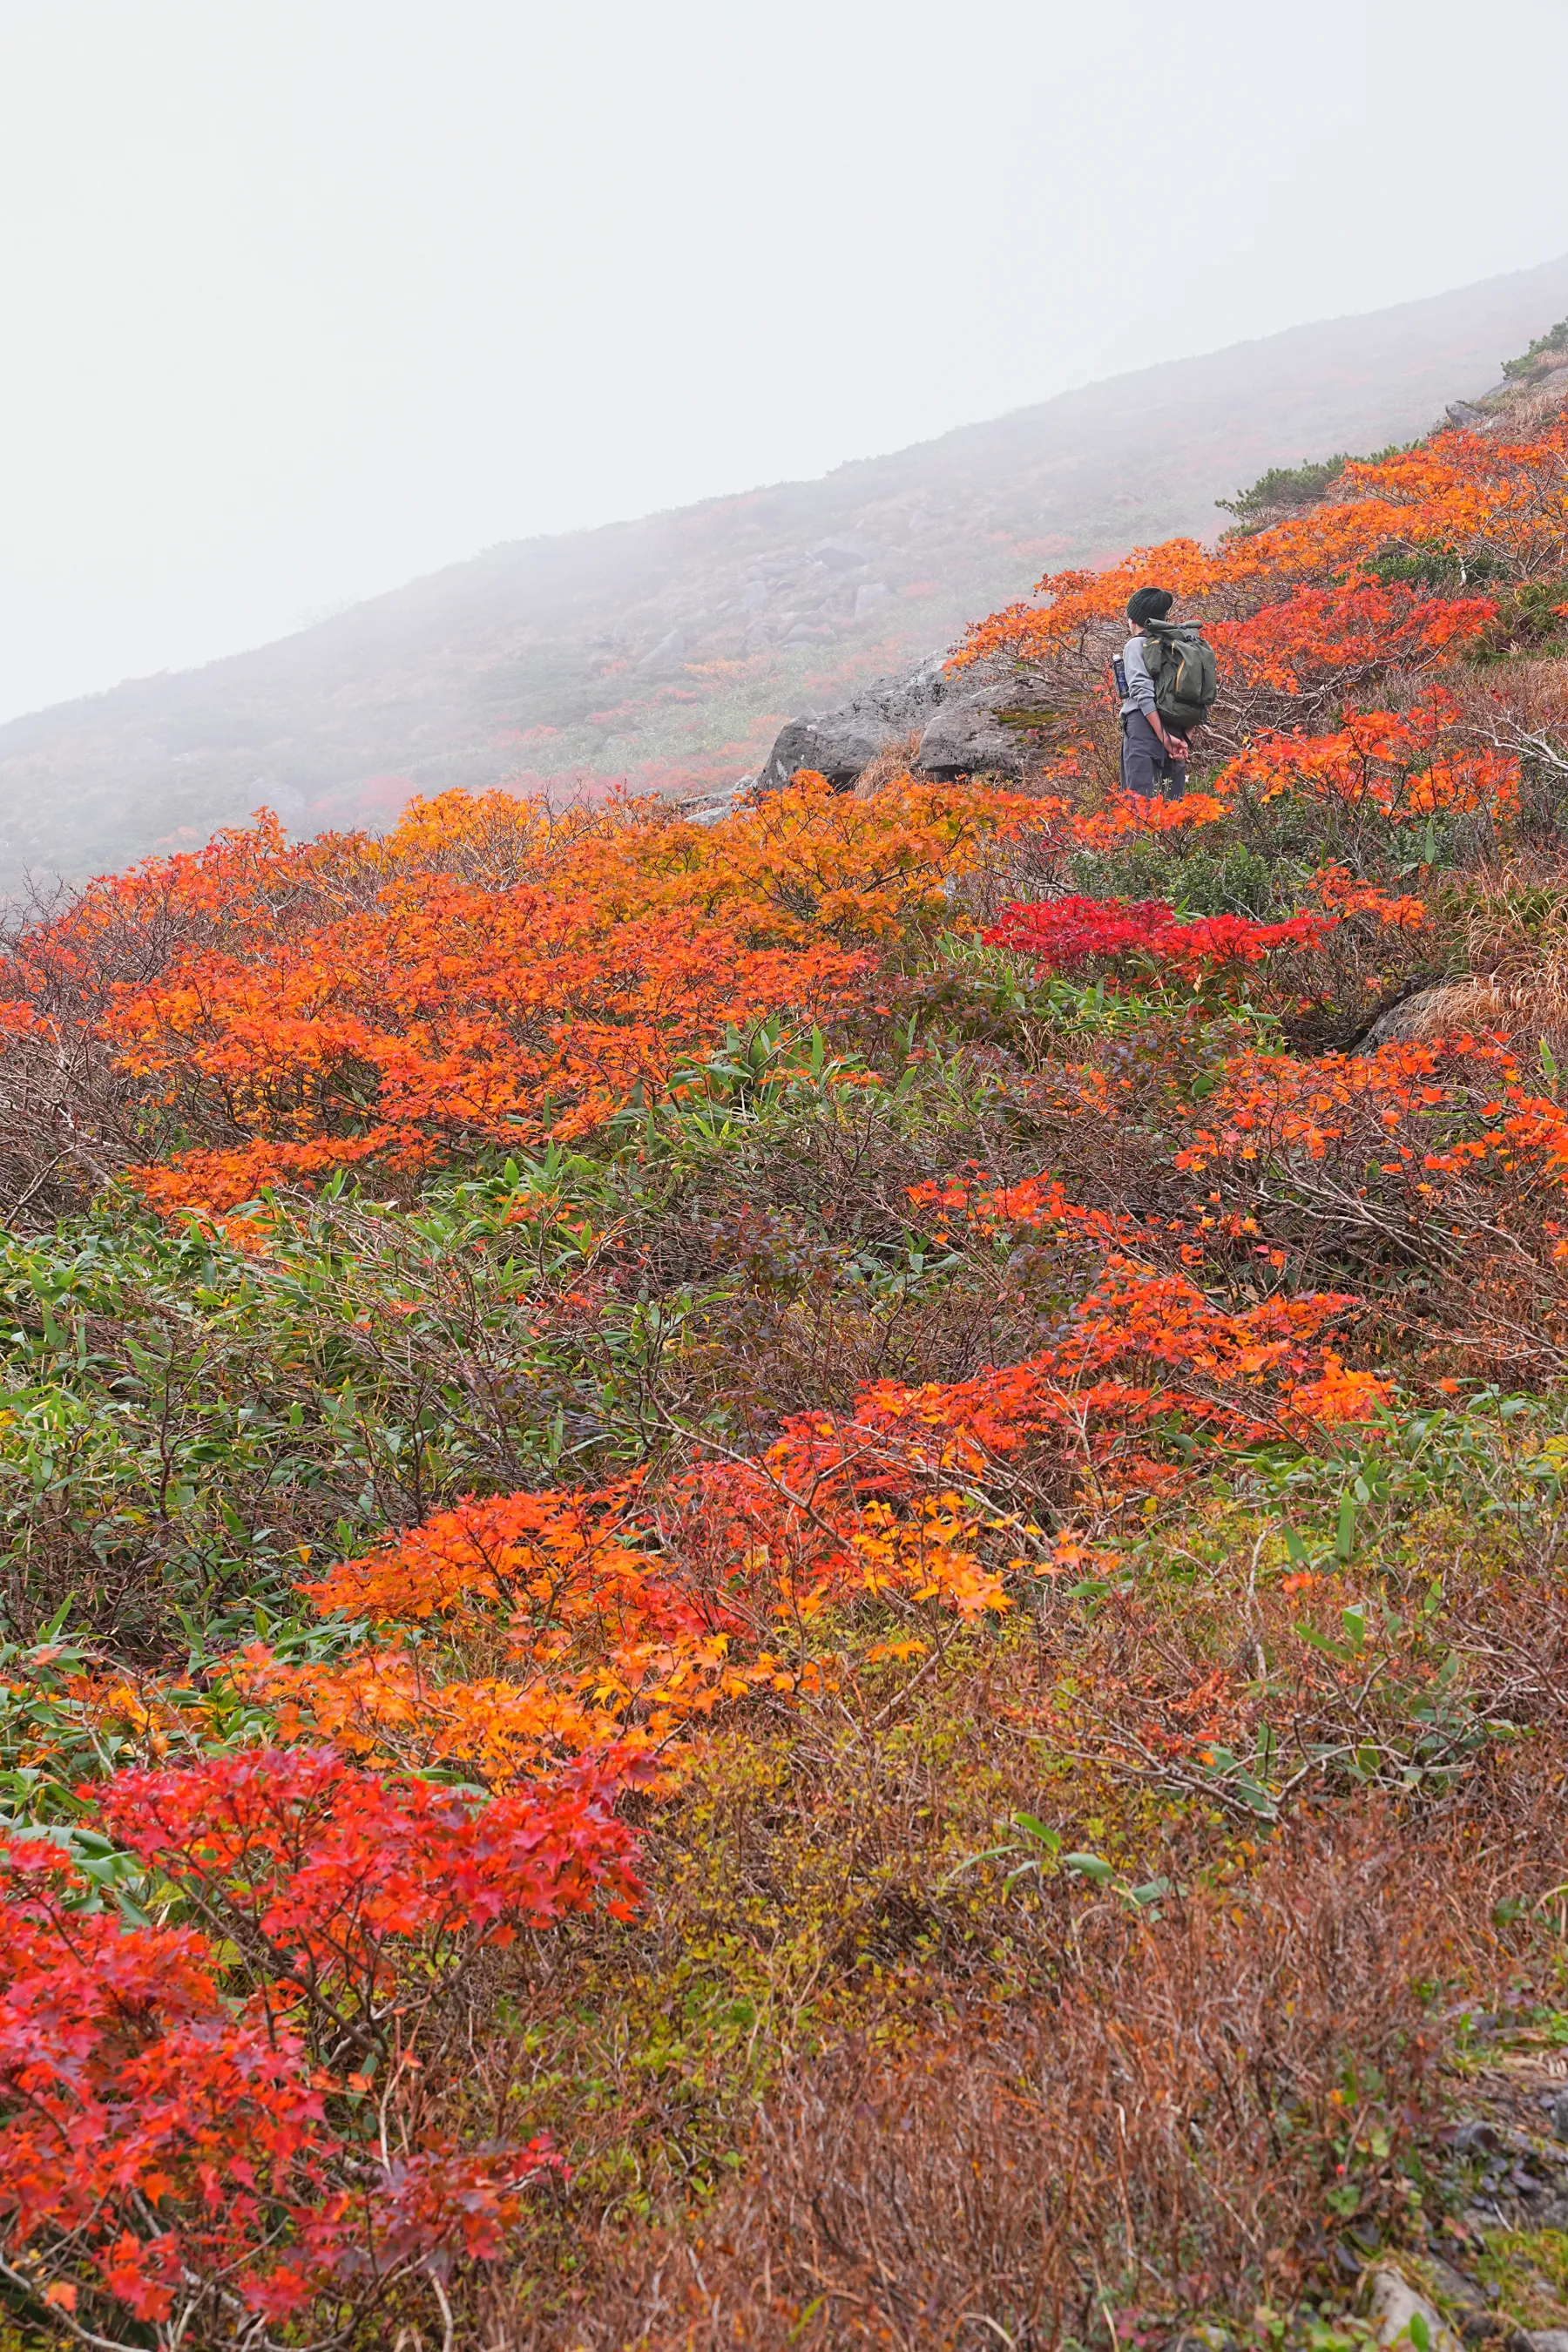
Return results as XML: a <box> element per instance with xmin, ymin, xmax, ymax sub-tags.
<box><xmin>2</xmin><ymin>0</ymin><xmax>1566</xmax><ymax>725</ymax></box>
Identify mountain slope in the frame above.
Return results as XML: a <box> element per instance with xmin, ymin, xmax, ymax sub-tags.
<box><xmin>6</xmin><ymin>251</ymin><xmax>1568</xmax><ymax>898</ymax></box>
<box><xmin>13</xmin><ymin>379</ymin><xmax>1568</xmax><ymax>2344</ymax></box>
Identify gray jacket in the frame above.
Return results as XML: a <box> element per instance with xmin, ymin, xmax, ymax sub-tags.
<box><xmin>1119</xmin><ymin>632</ymin><xmax>1156</xmax><ymax>720</ymax></box>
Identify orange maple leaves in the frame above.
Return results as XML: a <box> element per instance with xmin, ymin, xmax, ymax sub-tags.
<box><xmin>2</xmin><ymin>771</ymin><xmax>1046</xmax><ymax>1216</ymax></box>
<box><xmin>1213</xmin><ymin>696</ymin><xmax>1519</xmax><ymax>826</ymax></box>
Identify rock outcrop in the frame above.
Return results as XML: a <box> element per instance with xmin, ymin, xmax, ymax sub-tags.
<box><xmin>757</xmin><ymin>656</ymin><xmax>951</xmax><ymax>792</ymax></box>
<box><xmin>757</xmin><ymin>653</ymin><xmax>1026</xmax><ymax>793</ymax></box>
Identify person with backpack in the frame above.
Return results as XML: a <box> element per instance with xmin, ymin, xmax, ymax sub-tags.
<box><xmin>1115</xmin><ymin>585</ymin><xmax>1217</xmax><ymax>800</ymax></box>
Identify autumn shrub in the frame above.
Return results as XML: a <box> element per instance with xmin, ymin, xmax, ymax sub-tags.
<box><xmin>1210</xmin><ymin>693</ymin><xmax>1521</xmax><ymax>878</ymax></box>
<box><xmin>982</xmin><ymin>894</ymin><xmax>1331</xmax><ymax>991</ymax></box>
<box><xmin>881</xmin><ymin>1004</ymin><xmax>1568</xmax><ymax>1376</ymax></box>
<box><xmin>1168</xmin><ymin>1035</ymin><xmax>1568</xmax><ymax>1370</ymax></box>
<box><xmin>0</xmin><ymin>1753</ymin><xmax>638</xmax><ymax>2346</ymax></box>
<box><xmin>0</xmin><ymin>772</ymin><xmax>1048</xmax><ymax>1224</ymax></box>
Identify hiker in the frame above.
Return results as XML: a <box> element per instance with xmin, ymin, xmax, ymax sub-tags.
<box><xmin>1117</xmin><ymin>586</ymin><xmax>1216</xmax><ymax>801</ymax></box>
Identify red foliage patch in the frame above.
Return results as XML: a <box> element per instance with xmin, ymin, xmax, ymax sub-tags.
<box><xmin>983</xmin><ymin>895</ymin><xmax>1330</xmax><ymax>982</ymax></box>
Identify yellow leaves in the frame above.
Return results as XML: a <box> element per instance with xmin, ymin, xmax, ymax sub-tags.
<box><xmin>557</xmin><ymin>767</ymin><xmax>1042</xmax><ymax>950</ymax></box>
<box><xmin>233</xmin><ymin>1639</ymin><xmax>654</xmax><ymax>1788</ymax></box>
<box><xmin>847</xmin><ymin>1495</ymin><xmax>1010</xmax><ymax>1619</ymax></box>
<box><xmin>239</xmin><ymin>1409</ymin><xmax>1039</xmax><ymax>1801</ymax></box>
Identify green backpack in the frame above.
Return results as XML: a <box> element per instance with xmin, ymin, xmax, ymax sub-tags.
<box><xmin>1141</xmin><ymin>618</ymin><xmax>1218</xmax><ymax>737</ymax></box>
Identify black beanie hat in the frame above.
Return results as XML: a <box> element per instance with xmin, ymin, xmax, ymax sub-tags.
<box><xmin>1126</xmin><ymin>586</ymin><xmax>1173</xmax><ymax>625</ymax></box>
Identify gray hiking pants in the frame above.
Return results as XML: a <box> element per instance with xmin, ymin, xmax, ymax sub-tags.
<box><xmin>1120</xmin><ymin>712</ymin><xmax>1186</xmax><ymax>801</ymax></box>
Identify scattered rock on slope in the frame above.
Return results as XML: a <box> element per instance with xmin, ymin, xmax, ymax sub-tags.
<box><xmin>1368</xmin><ymin>2270</ymin><xmax>1463</xmax><ymax>2352</ymax></box>
<box><xmin>814</xmin><ymin>538</ymin><xmax>879</xmax><ymax>571</ymax></box>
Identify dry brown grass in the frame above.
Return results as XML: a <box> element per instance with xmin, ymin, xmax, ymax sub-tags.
<box><xmin>1364</xmin><ymin>974</ymin><xmax>1566</xmax><ymax>1048</ymax></box>
<box><xmin>851</xmin><ymin>733</ymin><xmax>929</xmax><ymax>798</ymax></box>
<box><xmin>1358</xmin><ymin>859</ymin><xmax>1568</xmax><ymax>1059</ymax></box>
<box><xmin>1446</xmin><ymin>654</ymin><xmax>1568</xmax><ymax>740</ymax></box>
<box><xmin>523</xmin><ymin>1817</ymin><xmax>1538</xmax><ymax>2352</ymax></box>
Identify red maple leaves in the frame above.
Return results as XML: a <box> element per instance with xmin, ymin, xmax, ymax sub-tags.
<box><xmin>0</xmin><ymin>1755</ymin><xmax>636</xmax><ymax>2336</ymax></box>
<box><xmin>982</xmin><ymin>896</ymin><xmax>1330</xmax><ymax>983</ymax></box>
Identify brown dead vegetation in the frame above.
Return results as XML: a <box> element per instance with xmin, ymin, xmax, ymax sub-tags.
<box><xmin>536</xmin><ymin>1815</ymin><xmax>1558</xmax><ymax>2352</ymax></box>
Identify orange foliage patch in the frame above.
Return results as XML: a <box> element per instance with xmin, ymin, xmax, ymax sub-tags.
<box><xmin>3</xmin><ymin>773</ymin><xmax>1047</xmax><ymax>1215</ymax></box>
<box><xmin>1213</xmin><ymin>698</ymin><xmax>1519</xmax><ymax>825</ymax></box>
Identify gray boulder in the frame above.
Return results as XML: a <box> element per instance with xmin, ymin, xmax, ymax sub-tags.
<box><xmin>757</xmin><ymin>654</ymin><xmax>952</xmax><ymax>792</ymax></box>
<box><xmin>863</xmin><ymin>653</ymin><xmax>952</xmax><ymax>729</ymax></box>
<box><xmin>814</xmin><ymin>538</ymin><xmax>877</xmax><ymax>571</ymax></box>
<box><xmin>917</xmin><ymin>693</ymin><xmax>1024</xmax><ymax>778</ymax></box>
<box><xmin>679</xmin><ymin>774</ymin><xmax>755</xmax><ymax>826</ymax></box>
<box><xmin>759</xmin><ymin>710</ymin><xmax>894</xmax><ymax>791</ymax></box>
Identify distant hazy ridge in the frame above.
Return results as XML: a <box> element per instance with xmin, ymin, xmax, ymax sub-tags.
<box><xmin>7</xmin><ymin>253</ymin><xmax>1568</xmax><ymax>898</ymax></box>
